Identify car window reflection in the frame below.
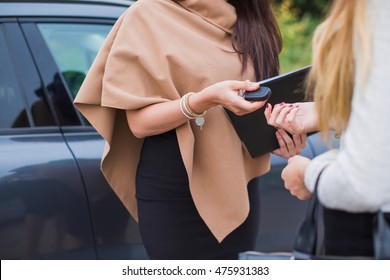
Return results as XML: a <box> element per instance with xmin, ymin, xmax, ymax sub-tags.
<box><xmin>38</xmin><ymin>23</ymin><xmax>111</xmax><ymax>99</ymax></box>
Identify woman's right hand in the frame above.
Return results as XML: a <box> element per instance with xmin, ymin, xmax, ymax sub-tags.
<box><xmin>127</xmin><ymin>80</ymin><xmax>268</xmax><ymax>138</ymax></box>
<box><xmin>264</xmin><ymin>101</ymin><xmax>318</xmax><ymax>134</ymax></box>
<box><xmin>190</xmin><ymin>80</ymin><xmax>268</xmax><ymax>116</ymax></box>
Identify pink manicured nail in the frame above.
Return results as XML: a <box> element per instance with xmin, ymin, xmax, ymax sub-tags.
<box><xmin>266</xmin><ymin>103</ymin><xmax>270</xmax><ymax>108</ymax></box>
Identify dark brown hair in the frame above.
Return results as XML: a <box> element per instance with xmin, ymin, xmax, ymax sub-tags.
<box><xmin>229</xmin><ymin>0</ymin><xmax>282</xmax><ymax>80</ymax></box>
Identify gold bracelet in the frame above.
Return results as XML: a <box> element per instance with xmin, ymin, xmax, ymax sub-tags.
<box><xmin>184</xmin><ymin>93</ymin><xmax>206</xmax><ymax>118</ymax></box>
<box><xmin>180</xmin><ymin>95</ymin><xmax>195</xmax><ymax>119</ymax></box>
<box><xmin>182</xmin><ymin>93</ymin><xmax>206</xmax><ymax>130</ymax></box>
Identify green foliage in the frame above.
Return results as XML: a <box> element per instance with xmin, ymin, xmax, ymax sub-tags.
<box><xmin>274</xmin><ymin>0</ymin><xmax>324</xmax><ymax>73</ymax></box>
<box><xmin>274</xmin><ymin>0</ymin><xmax>329</xmax><ymax>18</ymax></box>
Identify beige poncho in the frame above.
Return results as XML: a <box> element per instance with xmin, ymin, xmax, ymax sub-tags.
<box><xmin>74</xmin><ymin>0</ymin><xmax>270</xmax><ymax>242</ymax></box>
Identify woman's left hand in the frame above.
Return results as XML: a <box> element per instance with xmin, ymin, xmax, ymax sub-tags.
<box><xmin>281</xmin><ymin>155</ymin><xmax>312</xmax><ymax>200</ymax></box>
<box><xmin>264</xmin><ymin>102</ymin><xmax>317</xmax><ymax>134</ymax></box>
<box><xmin>272</xmin><ymin>129</ymin><xmax>307</xmax><ymax>158</ymax></box>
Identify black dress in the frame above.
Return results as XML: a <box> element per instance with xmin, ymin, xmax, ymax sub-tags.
<box><xmin>135</xmin><ymin>130</ymin><xmax>260</xmax><ymax>260</ymax></box>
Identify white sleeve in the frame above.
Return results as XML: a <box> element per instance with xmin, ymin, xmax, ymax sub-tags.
<box><xmin>304</xmin><ymin>1</ymin><xmax>390</xmax><ymax>213</ymax></box>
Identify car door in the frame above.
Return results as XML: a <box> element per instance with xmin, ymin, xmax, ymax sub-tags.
<box><xmin>0</xmin><ymin>20</ymin><xmax>96</xmax><ymax>259</ymax></box>
<box><xmin>20</xmin><ymin>18</ymin><xmax>148</xmax><ymax>260</ymax></box>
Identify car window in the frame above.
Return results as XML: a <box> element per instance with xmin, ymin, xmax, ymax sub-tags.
<box><xmin>0</xmin><ymin>27</ymin><xmax>30</xmax><ymax>129</ymax></box>
<box><xmin>38</xmin><ymin>23</ymin><xmax>111</xmax><ymax>99</ymax></box>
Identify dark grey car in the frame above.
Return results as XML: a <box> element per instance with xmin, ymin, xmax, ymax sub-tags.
<box><xmin>0</xmin><ymin>0</ymin><xmax>337</xmax><ymax>260</ymax></box>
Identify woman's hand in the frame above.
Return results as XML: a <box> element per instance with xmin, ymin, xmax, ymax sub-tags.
<box><xmin>190</xmin><ymin>80</ymin><xmax>267</xmax><ymax>116</ymax></box>
<box><xmin>281</xmin><ymin>155</ymin><xmax>312</xmax><ymax>200</ymax></box>
<box><xmin>272</xmin><ymin>129</ymin><xmax>307</xmax><ymax>158</ymax></box>
<box><xmin>264</xmin><ymin>101</ymin><xmax>317</xmax><ymax>134</ymax></box>
<box><xmin>127</xmin><ymin>79</ymin><xmax>267</xmax><ymax>138</ymax></box>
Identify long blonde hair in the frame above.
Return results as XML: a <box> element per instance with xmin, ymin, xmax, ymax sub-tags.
<box><xmin>307</xmin><ymin>0</ymin><xmax>371</xmax><ymax>141</ymax></box>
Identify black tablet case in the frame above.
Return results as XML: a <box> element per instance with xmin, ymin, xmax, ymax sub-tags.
<box><xmin>226</xmin><ymin>66</ymin><xmax>311</xmax><ymax>158</ymax></box>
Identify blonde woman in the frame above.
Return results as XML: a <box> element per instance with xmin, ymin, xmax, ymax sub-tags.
<box><xmin>265</xmin><ymin>0</ymin><xmax>390</xmax><ymax>257</ymax></box>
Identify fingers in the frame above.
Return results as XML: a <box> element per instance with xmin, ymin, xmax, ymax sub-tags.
<box><xmin>286</xmin><ymin>186</ymin><xmax>312</xmax><ymax>200</ymax></box>
<box><xmin>285</xmin><ymin>105</ymin><xmax>299</xmax><ymax>124</ymax></box>
<box><xmin>212</xmin><ymin>80</ymin><xmax>267</xmax><ymax>115</ymax></box>
<box><xmin>266</xmin><ymin>103</ymin><xmax>294</xmax><ymax>128</ymax></box>
<box><xmin>286</xmin><ymin>105</ymin><xmax>305</xmax><ymax>134</ymax></box>
<box><xmin>273</xmin><ymin>129</ymin><xmax>307</xmax><ymax>158</ymax></box>
<box><xmin>230</xmin><ymin>81</ymin><xmax>266</xmax><ymax>115</ymax></box>
<box><xmin>272</xmin><ymin>130</ymin><xmax>286</xmax><ymax>158</ymax></box>
<box><xmin>275</xmin><ymin>104</ymin><xmax>295</xmax><ymax>127</ymax></box>
<box><xmin>266</xmin><ymin>103</ymin><xmax>284</xmax><ymax>126</ymax></box>
<box><xmin>292</xmin><ymin>132</ymin><xmax>307</xmax><ymax>154</ymax></box>
<box><xmin>273</xmin><ymin>129</ymin><xmax>294</xmax><ymax>158</ymax></box>
<box><xmin>277</xmin><ymin>129</ymin><xmax>296</xmax><ymax>157</ymax></box>
<box><xmin>264</xmin><ymin>103</ymin><xmax>272</xmax><ymax>122</ymax></box>
<box><xmin>231</xmin><ymin>79</ymin><xmax>259</xmax><ymax>92</ymax></box>
<box><xmin>264</xmin><ymin>102</ymin><xmax>306</xmax><ymax>135</ymax></box>
<box><xmin>281</xmin><ymin>156</ymin><xmax>312</xmax><ymax>200</ymax></box>
<box><xmin>232</xmin><ymin>98</ymin><xmax>266</xmax><ymax>115</ymax></box>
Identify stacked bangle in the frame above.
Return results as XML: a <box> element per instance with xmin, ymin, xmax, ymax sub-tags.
<box><xmin>180</xmin><ymin>93</ymin><xmax>206</xmax><ymax>129</ymax></box>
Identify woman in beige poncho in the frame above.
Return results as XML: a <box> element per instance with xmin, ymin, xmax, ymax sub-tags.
<box><xmin>74</xmin><ymin>0</ymin><xmax>306</xmax><ymax>259</ymax></box>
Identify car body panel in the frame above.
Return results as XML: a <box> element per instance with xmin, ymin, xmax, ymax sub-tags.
<box><xmin>0</xmin><ymin>0</ymin><xmax>146</xmax><ymax>260</ymax></box>
<box><xmin>0</xmin><ymin>1</ymin><xmax>130</xmax><ymax>19</ymax></box>
<box><xmin>0</xmin><ymin>131</ymin><xmax>96</xmax><ymax>259</ymax></box>
<box><xmin>63</xmin><ymin>129</ymin><xmax>148</xmax><ymax>259</ymax></box>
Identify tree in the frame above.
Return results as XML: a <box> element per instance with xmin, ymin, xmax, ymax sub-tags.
<box><xmin>274</xmin><ymin>0</ymin><xmax>329</xmax><ymax>18</ymax></box>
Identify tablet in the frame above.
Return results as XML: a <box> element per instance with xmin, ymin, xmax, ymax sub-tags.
<box><xmin>225</xmin><ymin>65</ymin><xmax>311</xmax><ymax>158</ymax></box>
